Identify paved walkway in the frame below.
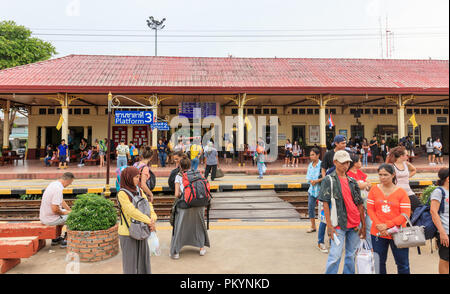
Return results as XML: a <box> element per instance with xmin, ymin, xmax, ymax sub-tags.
<box><xmin>5</xmin><ymin>220</ymin><xmax>439</xmax><ymax>274</ymax></box>
<box><xmin>0</xmin><ymin>156</ymin><xmax>447</xmax><ymax>180</ymax></box>
<box><xmin>0</xmin><ymin>172</ymin><xmax>441</xmax><ymax>191</ymax></box>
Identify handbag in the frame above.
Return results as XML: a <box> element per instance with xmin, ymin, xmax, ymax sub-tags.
<box><xmin>391</xmin><ymin>213</ymin><xmax>426</xmax><ymax>248</ymax></box>
<box><xmin>215</xmin><ymin>168</ymin><xmax>224</xmax><ymax>178</ymax></box>
<box><xmin>119</xmin><ymin>188</ymin><xmax>152</xmax><ymax>240</ymax></box>
<box><xmin>356</xmin><ymin>239</ymin><xmax>375</xmax><ymax>274</ymax></box>
<box><xmin>327</xmin><ymin>175</ymin><xmax>338</xmax><ymax>227</ymax></box>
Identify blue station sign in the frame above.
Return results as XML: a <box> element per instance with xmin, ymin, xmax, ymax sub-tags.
<box><xmin>114</xmin><ymin>111</ymin><xmax>153</xmax><ymax>125</ymax></box>
<box><xmin>151</xmin><ymin>122</ymin><xmax>170</xmax><ymax>131</ymax></box>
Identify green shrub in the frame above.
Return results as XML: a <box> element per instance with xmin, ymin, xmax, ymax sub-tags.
<box><xmin>421</xmin><ymin>185</ymin><xmax>437</xmax><ymax>205</ymax></box>
<box><xmin>66</xmin><ymin>193</ymin><xmax>117</xmax><ymax>231</ymax></box>
<box><xmin>20</xmin><ymin>194</ymin><xmax>42</xmax><ymax>200</ymax></box>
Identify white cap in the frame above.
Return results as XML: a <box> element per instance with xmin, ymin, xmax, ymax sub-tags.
<box><xmin>333</xmin><ymin>150</ymin><xmax>352</xmax><ymax>163</ymax></box>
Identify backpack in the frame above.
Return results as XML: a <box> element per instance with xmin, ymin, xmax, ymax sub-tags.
<box><xmin>168</xmin><ymin>167</ymin><xmax>181</xmax><ymax>192</ymax></box>
<box><xmin>100</xmin><ymin>141</ymin><xmax>107</xmax><ymax>152</ymax></box>
<box><xmin>118</xmin><ymin>188</ymin><xmax>151</xmax><ymax>240</ymax></box>
<box><xmin>411</xmin><ymin>187</ymin><xmax>446</xmax><ymax>240</ymax></box>
<box><xmin>133</xmin><ymin>162</ymin><xmax>156</xmax><ymax>191</ymax></box>
<box><xmin>180</xmin><ymin>170</ymin><xmax>212</xmax><ymax>229</ymax></box>
<box><xmin>115</xmin><ymin>165</ymin><xmax>128</xmax><ymax>192</ymax></box>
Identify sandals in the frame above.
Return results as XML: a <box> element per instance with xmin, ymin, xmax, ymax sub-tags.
<box><xmin>306</xmin><ymin>228</ymin><xmax>317</xmax><ymax>233</ymax></box>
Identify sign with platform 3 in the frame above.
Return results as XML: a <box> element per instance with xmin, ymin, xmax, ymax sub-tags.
<box><xmin>114</xmin><ymin>111</ymin><xmax>153</xmax><ymax>125</ymax></box>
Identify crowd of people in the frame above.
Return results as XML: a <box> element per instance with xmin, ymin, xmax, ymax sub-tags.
<box><xmin>37</xmin><ymin>132</ymin><xmax>448</xmax><ymax>275</ymax></box>
<box><xmin>44</xmin><ymin>137</ymin><xmax>108</xmax><ymax>169</ymax></box>
<box><xmin>305</xmin><ymin>134</ymin><xmax>449</xmax><ymax>274</ymax></box>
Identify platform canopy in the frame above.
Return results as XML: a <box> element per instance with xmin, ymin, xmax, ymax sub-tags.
<box><xmin>0</xmin><ymin>55</ymin><xmax>448</xmax><ymax>108</ymax></box>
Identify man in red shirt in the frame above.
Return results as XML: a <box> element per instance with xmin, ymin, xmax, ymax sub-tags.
<box><xmin>318</xmin><ymin>150</ymin><xmax>366</xmax><ymax>274</ymax></box>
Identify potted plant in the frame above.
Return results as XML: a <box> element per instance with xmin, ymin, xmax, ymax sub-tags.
<box><xmin>66</xmin><ymin>194</ymin><xmax>119</xmax><ymax>262</ymax></box>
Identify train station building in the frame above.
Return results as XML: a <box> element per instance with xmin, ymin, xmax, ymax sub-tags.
<box><xmin>0</xmin><ymin>55</ymin><xmax>448</xmax><ymax>159</ymax></box>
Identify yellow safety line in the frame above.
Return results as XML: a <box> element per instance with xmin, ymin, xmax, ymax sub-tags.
<box><xmin>0</xmin><ymin>190</ymin><xmax>11</xmax><ymax>195</ymax></box>
<box><xmin>156</xmin><ymin>224</ymin><xmax>310</xmax><ymax>230</ymax></box>
<box><xmin>260</xmin><ymin>184</ymin><xmax>275</xmax><ymax>189</ymax></box>
<box><xmin>232</xmin><ymin>185</ymin><xmax>247</xmax><ymax>190</ymax></box>
<box><xmin>25</xmin><ymin>189</ymin><xmax>43</xmax><ymax>195</ymax></box>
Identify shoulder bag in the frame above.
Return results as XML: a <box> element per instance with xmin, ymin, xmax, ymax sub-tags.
<box><xmin>391</xmin><ymin>213</ymin><xmax>426</xmax><ymax>248</ymax></box>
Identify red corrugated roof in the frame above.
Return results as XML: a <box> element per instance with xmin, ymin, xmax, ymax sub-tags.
<box><xmin>0</xmin><ymin>55</ymin><xmax>448</xmax><ymax>94</ymax></box>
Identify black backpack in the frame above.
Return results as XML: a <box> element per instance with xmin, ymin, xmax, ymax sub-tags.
<box><xmin>168</xmin><ymin>167</ymin><xmax>180</xmax><ymax>192</ymax></box>
<box><xmin>134</xmin><ymin>163</ymin><xmax>156</xmax><ymax>191</ymax></box>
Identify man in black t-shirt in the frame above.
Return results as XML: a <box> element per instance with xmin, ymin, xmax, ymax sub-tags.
<box><xmin>168</xmin><ymin>151</ymin><xmax>186</xmax><ymax>192</ymax></box>
<box><xmin>369</xmin><ymin>135</ymin><xmax>379</xmax><ymax>164</ymax></box>
<box><xmin>321</xmin><ymin>135</ymin><xmax>348</xmax><ymax>178</ymax></box>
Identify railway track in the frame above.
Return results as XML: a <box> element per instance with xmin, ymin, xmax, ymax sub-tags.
<box><xmin>0</xmin><ymin>188</ymin><xmax>424</xmax><ymax>222</ymax></box>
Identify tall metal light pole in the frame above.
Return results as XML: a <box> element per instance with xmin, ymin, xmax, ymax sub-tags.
<box><xmin>146</xmin><ymin>16</ymin><xmax>166</xmax><ymax>56</ymax></box>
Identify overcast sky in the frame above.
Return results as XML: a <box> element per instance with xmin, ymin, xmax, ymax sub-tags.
<box><xmin>1</xmin><ymin>0</ymin><xmax>449</xmax><ymax>59</ymax></box>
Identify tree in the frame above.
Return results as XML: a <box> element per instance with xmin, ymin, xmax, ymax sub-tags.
<box><xmin>0</xmin><ymin>20</ymin><xmax>57</xmax><ymax>70</ymax></box>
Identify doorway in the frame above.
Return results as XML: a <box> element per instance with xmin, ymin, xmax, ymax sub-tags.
<box><xmin>431</xmin><ymin>125</ymin><xmax>449</xmax><ymax>154</ymax></box>
<box><xmin>325</xmin><ymin>127</ymin><xmax>336</xmax><ymax>150</ymax></box>
<box><xmin>292</xmin><ymin>125</ymin><xmax>306</xmax><ymax>146</ymax></box>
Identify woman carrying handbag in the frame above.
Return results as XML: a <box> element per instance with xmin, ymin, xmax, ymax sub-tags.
<box><xmin>367</xmin><ymin>164</ymin><xmax>411</xmax><ymax>274</ymax></box>
<box><xmin>117</xmin><ymin>166</ymin><xmax>157</xmax><ymax>274</ymax></box>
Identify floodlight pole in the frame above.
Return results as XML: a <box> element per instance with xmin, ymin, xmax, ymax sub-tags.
<box><xmin>146</xmin><ymin>16</ymin><xmax>166</xmax><ymax>56</ymax></box>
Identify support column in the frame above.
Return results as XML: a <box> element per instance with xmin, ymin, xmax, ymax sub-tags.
<box><xmin>397</xmin><ymin>105</ymin><xmax>406</xmax><ymax>139</ymax></box>
<box><xmin>152</xmin><ymin>105</ymin><xmax>158</xmax><ymax>150</ymax></box>
<box><xmin>41</xmin><ymin>127</ymin><xmax>46</xmax><ymax>154</ymax></box>
<box><xmin>385</xmin><ymin>94</ymin><xmax>414</xmax><ymax>141</ymax></box>
<box><xmin>319</xmin><ymin>105</ymin><xmax>327</xmax><ymax>151</ymax></box>
<box><xmin>83</xmin><ymin>126</ymin><xmax>88</xmax><ymax>140</ymax></box>
<box><xmin>61</xmin><ymin>105</ymin><xmax>69</xmax><ymax>144</ymax></box>
<box><xmin>226</xmin><ymin>93</ymin><xmax>255</xmax><ymax>166</ymax></box>
<box><xmin>2</xmin><ymin>100</ymin><xmax>10</xmax><ymax>150</ymax></box>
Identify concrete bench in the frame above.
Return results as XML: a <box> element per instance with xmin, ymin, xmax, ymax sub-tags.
<box><xmin>0</xmin><ymin>223</ymin><xmax>62</xmax><ymax>273</ymax></box>
<box><xmin>0</xmin><ymin>236</ymin><xmax>41</xmax><ymax>273</ymax></box>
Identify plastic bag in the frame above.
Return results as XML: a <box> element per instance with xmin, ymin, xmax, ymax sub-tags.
<box><xmin>355</xmin><ymin>239</ymin><xmax>375</xmax><ymax>274</ymax></box>
<box><xmin>148</xmin><ymin>231</ymin><xmax>161</xmax><ymax>256</ymax></box>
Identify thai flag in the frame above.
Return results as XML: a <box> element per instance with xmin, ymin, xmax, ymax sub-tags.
<box><xmin>328</xmin><ymin>114</ymin><xmax>334</xmax><ymax>129</ymax></box>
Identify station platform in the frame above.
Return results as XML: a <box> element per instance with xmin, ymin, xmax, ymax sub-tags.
<box><xmin>0</xmin><ymin>156</ymin><xmax>447</xmax><ymax>181</ymax></box>
<box><xmin>0</xmin><ymin>172</ymin><xmax>441</xmax><ymax>196</ymax></box>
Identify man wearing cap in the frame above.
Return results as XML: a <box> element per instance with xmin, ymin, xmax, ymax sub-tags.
<box><xmin>321</xmin><ymin>135</ymin><xmax>348</xmax><ymax>178</ymax></box>
<box><xmin>318</xmin><ymin>150</ymin><xmax>366</xmax><ymax>274</ymax></box>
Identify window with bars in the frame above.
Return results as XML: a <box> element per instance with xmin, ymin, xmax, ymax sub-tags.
<box><xmin>232</xmin><ymin>108</ymin><xmax>238</xmax><ymax>115</ymax></box>
<box><xmin>271</xmin><ymin>108</ymin><xmax>277</xmax><ymax>114</ymax></box>
<box><xmin>380</xmin><ymin>109</ymin><xmax>386</xmax><ymax>115</ymax></box>
<box><xmin>307</xmin><ymin>108</ymin><xmax>313</xmax><ymax>115</ymax></box>
<box><xmin>365</xmin><ymin>109</ymin><xmax>371</xmax><ymax>115</ymax></box>
<box><xmin>47</xmin><ymin>108</ymin><xmax>55</xmax><ymax>115</ymax></box>
<box><xmin>263</xmin><ymin>108</ymin><xmax>270</xmax><ymax>114</ymax></box>
<box><xmin>169</xmin><ymin>108</ymin><xmax>177</xmax><ymax>115</ymax></box>
<box><xmin>292</xmin><ymin>109</ymin><xmax>298</xmax><ymax>114</ymax></box>
<box><xmin>39</xmin><ymin>108</ymin><xmax>46</xmax><ymax>115</ymax></box>
<box><xmin>247</xmin><ymin>108</ymin><xmax>254</xmax><ymax>115</ymax></box>
<box><xmin>255</xmin><ymin>108</ymin><xmax>262</xmax><ymax>115</ymax></box>
<box><xmin>299</xmin><ymin>108</ymin><xmax>305</xmax><ymax>115</ymax></box>
<box><xmin>83</xmin><ymin>108</ymin><xmax>90</xmax><ymax>115</ymax></box>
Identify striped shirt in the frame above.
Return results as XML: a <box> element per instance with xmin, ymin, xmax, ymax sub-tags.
<box><xmin>367</xmin><ymin>185</ymin><xmax>411</xmax><ymax>239</ymax></box>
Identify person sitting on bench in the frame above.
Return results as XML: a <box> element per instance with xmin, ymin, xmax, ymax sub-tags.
<box><xmin>39</xmin><ymin>173</ymin><xmax>74</xmax><ymax>248</ymax></box>
<box><xmin>78</xmin><ymin>148</ymin><xmax>93</xmax><ymax>167</ymax></box>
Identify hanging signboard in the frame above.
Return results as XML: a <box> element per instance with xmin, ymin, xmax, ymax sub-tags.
<box><xmin>114</xmin><ymin>111</ymin><xmax>153</xmax><ymax>125</ymax></box>
<box><xmin>179</xmin><ymin>102</ymin><xmax>218</xmax><ymax>118</ymax></box>
<box><xmin>151</xmin><ymin>122</ymin><xmax>170</xmax><ymax>131</ymax></box>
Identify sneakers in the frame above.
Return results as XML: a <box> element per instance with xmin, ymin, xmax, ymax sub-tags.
<box><xmin>318</xmin><ymin>243</ymin><xmax>328</xmax><ymax>253</ymax></box>
<box><xmin>200</xmin><ymin>248</ymin><xmax>207</xmax><ymax>256</ymax></box>
<box><xmin>60</xmin><ymin>239</ymin><xmax>67</xmax><ymax>248</ymax></box>
<box><xmin>170</xmin><ymin>253</ymin><xmax>180</xmax><ymax>259</ymax></box>
<box><xmin>51</xmin><ymin>236</ymin><xmax>64</xmax><ymax>246</ymax></box>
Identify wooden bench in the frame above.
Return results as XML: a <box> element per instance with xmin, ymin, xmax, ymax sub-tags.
<box><xmin>0</xmin><ymin>223</ymin><xmax>62</xmax><ymax>273</ymax></box>
<box><xmin>84</xmin><ymin>158</ymin><xmax>100</xmax><ymax>166</ymax></box>
<box><xmin>48</xmin><ymin>159</ymin><xmax>59</xmax><ymax>166</ymax></box>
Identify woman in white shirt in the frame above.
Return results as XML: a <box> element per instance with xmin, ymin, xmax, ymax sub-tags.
<box><xmin>433</xmin><ymin>138</ymin><xmax>444</xmax><ymax>165</ymax></box>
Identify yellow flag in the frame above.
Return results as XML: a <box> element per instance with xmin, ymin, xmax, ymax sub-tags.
<box><xmin>244</xmin><ymin>116</ymin><xmax>252</xmax><ymax>131</ymax></box>
<box><xmin>56</xmin><ymin>115</ymin><xmax>64</xmax><ymax>131</ymax></box>
<box><xmin>409</xmin><ymin>113</ymin><xmax>418</xmax><ymax>130</ymax></box>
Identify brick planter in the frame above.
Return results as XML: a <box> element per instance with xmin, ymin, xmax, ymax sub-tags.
<box><xmin>67</xmin><ymin>224</ymin><xmax>119</xmax><ymax>262</ymax></box>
